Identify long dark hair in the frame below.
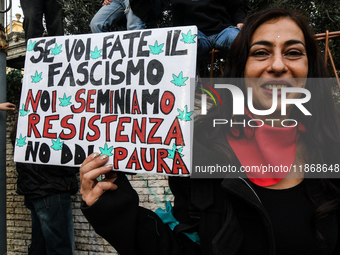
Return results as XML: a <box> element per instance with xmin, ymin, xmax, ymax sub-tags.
<box><xmin>196</xmin><ymin>7</ymin><xmax>340</xmax><ymax>241</ymax></box>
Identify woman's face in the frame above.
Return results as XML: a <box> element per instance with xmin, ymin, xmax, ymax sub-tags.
<box><xmin>244</xmin><ymin>17</ymin><xmax>308</xmax><ymax>115</ymax></box>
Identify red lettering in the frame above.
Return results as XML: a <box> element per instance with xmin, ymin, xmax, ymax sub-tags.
<box><xmin>101</xmin><ymin>115</ymin><xmax>118</xmax><ymax>142</ymax></box>
<box><xmin>131</xmin><ymin>118</ymin><xmax>146</xmax><ymax>143</ymax></box>
<box><xmin>25</xmin><ymin>89</ymin><xmax>42</xmax><ymax>112</ymax></box>
<box><xmin>60</xmin><ymin>115</ymin><xmax>76</xmax><ymax>140</ymax></box>
<box><xmin>164</xmin><ymin>118</ymin><xmax>184</xmax><ymax>146</ymax></box>
<box><xmin>79</xmin><ymin>117</ymin><xmax>86</xmax><ymax>140</ymax></box>
<box><xmin>172</xmin><ymin>151</ymin><xmax>189</xmax><ymax>175</ymax></box>
<box><xmin>147</xmin><ymin>118</ymin><xmax>163</xmax><ymax>144</ymax></box>
<box><xmin>71</xmin><ymin>89</ymin><xmax>86</xmax><ymax>113</ymax></box>
<box><xmin>28</xmin><ymin>114</ymin><xmax>41</xmax><ymax>138</ymax></box>
<box><xmin>86</xmin><ymin>115</ymin><xmax>101</xmax><ymax>141</ymax></box>
<box><xmin>114</xmin><ymin>147</ymin><xmax>128</xmax><ymax>169</ymax></box>
<box><xmin>52</xmin><ymin>91</ymin><xmax>57</xmax><ymax>112</ymax></box>
<box><xmin>141</xmin><ymin>148</ymin><xmax>155</xmax><ymax>171</ymax></box>
<box><xmin>115</xmin><ymin>117</ymin><xmax>131</xmax><ymax>142</ymax></box>
<box><xmin>160</xmin><ymin>91</ymin><xmax>175</xmax><ymax>114</ymax></box>
<box><xmin>126</xmin><ymin>148</ymin><xmax>142</xmax><ymax>170</ymax></box>
<box><xmin>157</xmin><ymin>149</ymin><xmax>171</xmax><ymax>174</ymax></box>
<box><xmin>86</xmin><ymin>89</ymin><xmax>96</xmax><ymax>112</ymax></box>
<box><xmin>43</xmin><ymin>115</ymin><xmax>59</xmax><ymax>139</ymax></box>
<box><xmin>131</xmin><ymin>90</ymin><xmax>141</xmax><ymax>114</ymax></box>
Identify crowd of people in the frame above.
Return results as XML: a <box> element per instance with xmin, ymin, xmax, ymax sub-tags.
<box><xmin>2</xmin><ymin>0</ymin><xmax>339</xmax><ymax>254</ymax></box>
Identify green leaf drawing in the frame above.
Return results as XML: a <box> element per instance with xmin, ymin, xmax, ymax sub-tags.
<box><xmin>171</xmin><ymin>71</ymin><xmax>188</xmax><ymax>86</ymax></box>
<box><xmin>51</xmin><ymin>137</ymin><xmax>64</xmax><ymax>151</ymax></box>
<box><xmin>180</xmin><ymin>30</ymin><xmax>197</xmax><ymax>44</ymax></box>
<box><xmin>19</xmin><ymin>104</ymin><xmax>30</xmax><ymax>117</ymax></box>
<box><xmin>99</xmin><ymin>143</ymin><xmax>114</xmax><ymax>157</ymax></box>
<box><xmin>31</xmin><ymin>71</ymin><xmax>43</xmax><ymax>83</ymax></box>
<box><xmin>59</xmin><ymin>93</ymin><xmax>72</xmax><ymax>107</ymax></box>
<box><xmin>149</xmin><ymin>40</ymin><xmax>164</xmax><ymax>55</ymax></box>
<box><xmin>50</xmin><ymin>43</ymin><xmax>62</xmax><ymax>55</ymax></box>
<box><xmin>167</xmin><ymin>144</ymin><xmax>184</xmax><ymax>159</ymax></box>
<box><xmin>177</xmin><ymin>105</ymin><xmax>193</xmax><ymax>121</ymax></box>
<box><xmin>16</xmin><ymin>134</ymin><xmax>27</xmax><ymax>147</ymax></box>
<box><xmin>90</xmin><ymin>46</ymin><xmax>102</xmax><ymax>59</ymax></box>
<box><xmin>27</xmin><ymin>40</ymin><xmax>36</xmax><ymax>51</ymax></box>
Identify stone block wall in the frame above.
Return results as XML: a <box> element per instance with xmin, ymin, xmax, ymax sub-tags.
<box><xmin>6</xmin><ymin>112</ymin><xmax>173</xmax><ymax>254</ymax></box>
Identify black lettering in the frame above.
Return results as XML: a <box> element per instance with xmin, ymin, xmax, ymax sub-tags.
<box><xmin>48</xmin><ymin>63</ymin><xmax>62</xmax><ymax>87</ymax></box>
<box><xmin>126</xmin><ymin>59</ymin><xmax>144</xmax><ymax>85</ymax></box>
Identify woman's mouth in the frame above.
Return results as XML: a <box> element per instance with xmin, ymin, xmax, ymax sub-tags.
<box><xmin>262</xmin><ymin>84</ymin><xmax>289</xmax><ymax>91</ymax></box>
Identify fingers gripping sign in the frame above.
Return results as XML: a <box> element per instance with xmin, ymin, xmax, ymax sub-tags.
<box><xmin>80</xmin><ymin>152</ymin><xmax>118</xmax><ymax>206</ymax></box>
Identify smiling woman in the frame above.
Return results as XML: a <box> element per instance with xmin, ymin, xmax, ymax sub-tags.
<box><xmin>244</xmin><ymin>18</ymin><xmax>308</xmax><ymax>120</ymax></box>
<box><xmin>195</xmin><ymin>7</ymin><xmax>340</xmax><ymax>254</ymax></box>
<box><xmin>80</xmin><ymin>8</ymin><xmax>340</xmax><ymax>255</ymax></box>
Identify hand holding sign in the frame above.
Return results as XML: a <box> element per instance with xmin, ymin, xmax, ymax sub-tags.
<box><xmin>80</xmin><ymin>152</ymin><xmax>118</xmax><ymax>206</ymax></box>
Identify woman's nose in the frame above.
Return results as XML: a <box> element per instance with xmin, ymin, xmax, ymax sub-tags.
<box><xmin>268</xmin><ymin>54</ymin><xmax>288</xmax><ymax>76</ymax></box>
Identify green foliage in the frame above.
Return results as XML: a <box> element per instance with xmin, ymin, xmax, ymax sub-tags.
<box><xmin>60</xmin><ymin>0</ymin><xmax>102</xmax><ymax>34</ymax></box>
<box><xmin>6</xmin><ymin>69</ymin><xmax>23</xmax><ymax>106</ymax></box>
<box><xmin>149</xmin><ymin>41</ymin><xmax>164</xmax><ymax>55</ymax></box>
<box><xmin>50</xmin><ymin>43</ymin><xmax>63</xmax><ymax>55</ymax></box>
<box><xmin>16</xmin><ymin>134</ymin><xmax>27</xmax><ymax>147</ymax></box>
<box><xmin>171</xmin><ymin>72</ymin><xmax>188</xmax><ymax>86</ymax></box>
<box><xmin>90</xmin><ymin>46</ymin><xmax>102</xmax><ymax>59</ymax></box>
<box><xmin>99</xmin><ymin>143</ymin><xmax>114</xmax><ymax>156</ymax></box>
<box><xmin>31</xmin><ymin>71</ymin><xmax>43</xmax><ymax>83</ymax></box>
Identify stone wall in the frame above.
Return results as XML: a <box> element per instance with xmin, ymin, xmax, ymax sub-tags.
<box><xmin>6</xmin><ymin>112</ymin><xmax>173</xmax><ymax>254</ymax></box>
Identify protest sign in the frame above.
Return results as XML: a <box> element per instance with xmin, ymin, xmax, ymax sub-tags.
<box><xmin>14</xmin><ymin>26</ymin><xmax>197</xmax><ymax>176</ymax></box>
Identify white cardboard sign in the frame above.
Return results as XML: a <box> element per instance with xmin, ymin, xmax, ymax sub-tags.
<box><xmin>14</xmin><ymin>26</ymin><xmax>197</xmax><ymax>176</ymax></box>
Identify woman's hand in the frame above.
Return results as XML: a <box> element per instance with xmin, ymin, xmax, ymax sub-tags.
<box><xmin>102</xmin><ymin>0</ymin><xmax>112</xmax><ymax>6</ymax></box>
<box><xmin>80</xmin><ymin>153</ymin><xmax>118</xmax><ymax>206</ymax></box>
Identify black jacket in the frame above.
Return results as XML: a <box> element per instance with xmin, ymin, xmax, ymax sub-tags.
<box><xmin>171</xmin><ymin>0</ymin><xmax>245</xmax><ymax>36</ymax></box>
<box><xmin>81</xmin><ymin>134</ymin><xmax>340</xmax><ymax>255</ymax></box>
<box><xmin>16</xmin><ymin>163</ymin><xmax>79</xmax><ymax>199</ymax></box>
<box><xmin>130</xmin><ymin>0</ymin><xmax>154</xmax><ymax>22</ymax></box>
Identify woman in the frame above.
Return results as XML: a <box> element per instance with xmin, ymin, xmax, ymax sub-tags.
<box><xmin>80</xmin><ymin>8</ymin><xmax>340</xmax><ymax>254</ymax></box>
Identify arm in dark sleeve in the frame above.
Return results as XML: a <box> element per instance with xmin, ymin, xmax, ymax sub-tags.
<box><xmin>81</xmin><ymin>174</ymin><xmax>186</xmax><ymax>255</ymax></box>
<box><xmin>227</xmin><ymin>0</ymin><xmax>245</xmax><ymax>25</ymax></box>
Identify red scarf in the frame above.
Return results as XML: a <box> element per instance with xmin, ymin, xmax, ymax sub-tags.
<box><xmin>226</xmin><ymin>114</ymin><xmax>305</xmax><ymax>187</ymax></box>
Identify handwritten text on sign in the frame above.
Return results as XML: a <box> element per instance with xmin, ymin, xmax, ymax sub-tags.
<box><xmin>14</xmin><ymin>26</ymin><xmax>197</xmax><ymax>176</ymax></box>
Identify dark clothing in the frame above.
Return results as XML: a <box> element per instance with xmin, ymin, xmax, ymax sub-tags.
<box><xmin>16</xmin><ymin>163</ymin><xmax>78</xmax><ymax>255</ymax></box>
<box><xmin>252</xmin><ymin>182</ymin><xmax>338</xmax><ymax>254</ymax></box>
<box><xmin>16</xmin><ymin>163</ymin><xmax>78</xmax><ymax>200</ymax></box>
<box><xmin>20</xmin><ymin>0</ymin><xmax>64</xmax><ymax>43</ymax></box>
<box><xmin>25</xmin><ymin>193</ymin><xmax>75</xmax><ymax>255</ymax></box>
<box><xmin>81</xmin><ymin>136</ymin><xmax>340</xmax><ymax>254</ymax></box>
<box><xmin>130</xmin><ymin>0</ymin><xmax>153</xmax><ymax>22</ymax></box>
<box><xmin>171</xmin><ymin>0</ymin><xmax>245</xmax><ymax>36</ymax></box>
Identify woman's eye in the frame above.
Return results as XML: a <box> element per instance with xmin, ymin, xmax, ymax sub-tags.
<box><xmin>250</xmin><ymin>50</ymin><xmax>269</xmax><ymax>57</ymax></box>
<box><xmin>284</xmin><ymin>50</ymin><xmax>304</xmax><ymax>58</ymax></box>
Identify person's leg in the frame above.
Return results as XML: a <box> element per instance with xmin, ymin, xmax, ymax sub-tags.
<box><xmin>32</xmin><ymin>193</ymin><xmax>74</xmax><ymax>255</ymax></box>
<box><xmin>124</xmin><ymin>0</ymin><xmax>145</xmax><ymax>30</ymax></box>
<box><xmin>197</xmin><ymin>30</ymin><xmax>213</xmax><ymax>55</ymax></box>
<box><xmin>24</xmin><ymin>196</ymin><xmax>47</xmax><ymax>255</ymax></box>
<box><xmin>20</xmin><ymin>0</ymin><xmax>44</xmax><ymax>42</ymax></box>
<box><xmin>213</xmin><ymin>26</ymin><xmax>241</xmax><ymax>52</ymax></box>
<box><xmin>90</xmin><ymin>0</ymin><xmax>125</xmax><ymax>33</ymax></box>
<box><xmin>44</xmin><ymin>0</ymin><xmax>64</xmax><ymax>36</ymax></box>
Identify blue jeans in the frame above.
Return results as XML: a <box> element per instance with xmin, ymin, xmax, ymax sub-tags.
<box><xmin>197</xmin><ymin>26</ymin><xmax>241</xmax><ymax>55</ymax></box>
<box><xmin>20</xmin><ymin>0</ymin><xmax>64</xmax><ymax>43</ymax></box>
<box><xmin>90</xmin><ymin>0</ymin><xmax>145</xmax><ymax>32</ymax></box>
<box><xmin>25</xmin><ymin>193</ymin><xmax>75</xmax><ymax>255</ymax></box>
